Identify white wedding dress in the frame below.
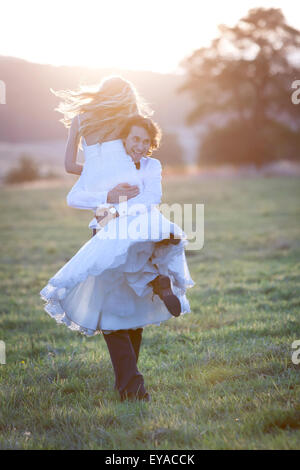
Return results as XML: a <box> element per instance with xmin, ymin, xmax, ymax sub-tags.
<box><xmin>40</xmin><ymin>135</ymin><xmax>195</xmax><ymax>336</ymax></box>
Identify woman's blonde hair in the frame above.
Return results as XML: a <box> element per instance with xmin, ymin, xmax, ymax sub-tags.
<box><xmin>51</xmin><ymin>76</ymin><xmax>153</xmax><ymax>140</ymax></box>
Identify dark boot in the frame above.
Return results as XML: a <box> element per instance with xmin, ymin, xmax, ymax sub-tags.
<box><xmin>149</xmin><ymin>275</ymin><xmax>181</xmax><ymax>317</ymax></box>
<box><xmin>102</xmin><ymin>329</ymin><xmax>149</xmax><ymax>401</ymax></box>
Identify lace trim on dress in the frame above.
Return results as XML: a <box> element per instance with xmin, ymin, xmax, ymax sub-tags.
<box><xmin>40</xmin><ymin>239</ymin><xmax>195</xmax><ymax>337</ymax></box>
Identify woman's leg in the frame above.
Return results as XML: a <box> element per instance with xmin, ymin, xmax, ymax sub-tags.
<box><xmin>102</xmin><ymin>329</ymin><xmax>149</xmax><ymax>401</ymax></box>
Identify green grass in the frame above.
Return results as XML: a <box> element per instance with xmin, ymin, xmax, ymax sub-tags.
<box><xmin>0</xmin><ymin>175</ymin><xmax>300</xmax><ymax>449</ymax></box>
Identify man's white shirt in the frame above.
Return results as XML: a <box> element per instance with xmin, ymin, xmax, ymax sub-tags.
<box><xmin>66</xmin><ymin>157</ymin><xmax>162</xmax><ymax>229</ymax></box>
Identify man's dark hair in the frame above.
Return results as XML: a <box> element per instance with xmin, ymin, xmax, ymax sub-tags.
<box><xmin>120</xmin><ymin>115</ymin><xmax>162</xmax><ymax>156</ymax></box>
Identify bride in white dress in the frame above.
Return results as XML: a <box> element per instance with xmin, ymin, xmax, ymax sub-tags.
<box><xmin>40</xmin><ymin>76</ymin><xmax>195</xmax><ymax>401</ymax></box>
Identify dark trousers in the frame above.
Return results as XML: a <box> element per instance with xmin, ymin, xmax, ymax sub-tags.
<box><xmin>94</xmin><ymin>230</ymin><xmax>179</xmax><ymax>400</ymax></box>
<box><xmin>102</xmin><ymin>328</ymin><xmax>146</xmax><ymax>400</ymax></box>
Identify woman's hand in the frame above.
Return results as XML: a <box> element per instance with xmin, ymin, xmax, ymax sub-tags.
<box><xmin>95</xmin><ymin>207</ymin><xmax>117</xmax><ymax>227</ymax></box>
<box><xmin>107</xmin><ymin>183</ymin><xmax>140</xmax><ymax>203</ymax></box>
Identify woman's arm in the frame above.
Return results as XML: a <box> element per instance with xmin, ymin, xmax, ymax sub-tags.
<box><xmin>64</xmin><ymin>116</ymin><xmax>83</xmax><ymax>175</ymax></box>
<box><xmin>64</xmin><ymin>116</ymin><xmax>107</xmax><ymax>209</ymax></box>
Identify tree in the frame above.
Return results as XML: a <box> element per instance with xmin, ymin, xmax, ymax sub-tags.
<box><xmin>179</xmin><ymin>8</ymin><xmax>300</xmax><ymax>166</ymax></box>
<box><xmin>157</xmin><ymin>132</ymin><xmax>184</xmax><ymax>167</ymax></box>
<box><xmin>4</xmin><ymin>154</ymin><xmax>40</xmax><ymax>184</ymax></box>
<box><xmin>199</xmin><ymin>119</ymin><xmax>300</xmax><ymax>166</ymax></box>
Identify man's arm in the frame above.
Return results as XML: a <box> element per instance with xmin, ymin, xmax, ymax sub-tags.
<box><xmin>66</xmin><ymin>177</ymin><xmax>109</xmax><ymax>211</ymax></box>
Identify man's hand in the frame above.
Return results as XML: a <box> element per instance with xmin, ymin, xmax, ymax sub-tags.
<box><xmin>107</xmin><ymin>183</ymin><xmax>140</xmax><ymax>204</ymax></box>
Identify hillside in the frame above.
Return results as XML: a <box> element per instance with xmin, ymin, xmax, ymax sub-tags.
<box><xmin>0</xmin><ymin>56</ymin><xmax>194</xmax><ymax>142</ymax></box>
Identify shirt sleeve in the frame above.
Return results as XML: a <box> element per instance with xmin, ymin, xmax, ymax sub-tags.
<box><xmin>117</xmin><ymin>158</ymin><xmax>162</xmax><ymax>217</ymax></box>
<box><xmin>66</xmin><ymin>176</ymin><xmax>108</xmax><ymax>211</ymax></box>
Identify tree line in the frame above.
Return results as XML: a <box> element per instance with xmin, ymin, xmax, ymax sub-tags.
<box><xmin>179</xmin><ymin>7</ymin><xmax>300</xmax><ymax>167</ymax></box>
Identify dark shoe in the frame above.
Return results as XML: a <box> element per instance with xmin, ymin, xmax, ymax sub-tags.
<box><xmin>121</xmin><ymin>391</ymin><xmax>151</xmax><ymax>402</ymax></box>
<box><xmin>150</xmin><ymin>275</ymin><xmax>181</xmax><ymax>317</ymax></box>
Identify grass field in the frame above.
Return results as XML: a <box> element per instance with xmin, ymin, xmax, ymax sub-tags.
<box><xmin>0</xmin><ymin>175</ymin><xmax>299</xmax><ymax>450</ymax></box>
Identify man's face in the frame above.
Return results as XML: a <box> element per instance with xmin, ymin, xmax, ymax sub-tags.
<box><xmin>123</xmin><ymin>125</ymin><xmax>151</xmax><ymax>163</ymax></box>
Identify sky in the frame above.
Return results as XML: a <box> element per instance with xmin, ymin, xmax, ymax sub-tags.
<box><xmin>1</xmin><ymin>0</ymin><xmax>299</xmax><ymax>73</ymax></box>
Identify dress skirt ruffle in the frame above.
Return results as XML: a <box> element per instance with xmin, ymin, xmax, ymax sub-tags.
<box><xmin>40</xmin><ymin>208</ymin><xmax>195</xmax><ymax>336</ymax></box>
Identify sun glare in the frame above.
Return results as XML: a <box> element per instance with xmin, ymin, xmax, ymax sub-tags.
<box><xmin>1</xmin><ymin>0</ymin><xmax>298</xmax><ymax>73</ymax></box>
